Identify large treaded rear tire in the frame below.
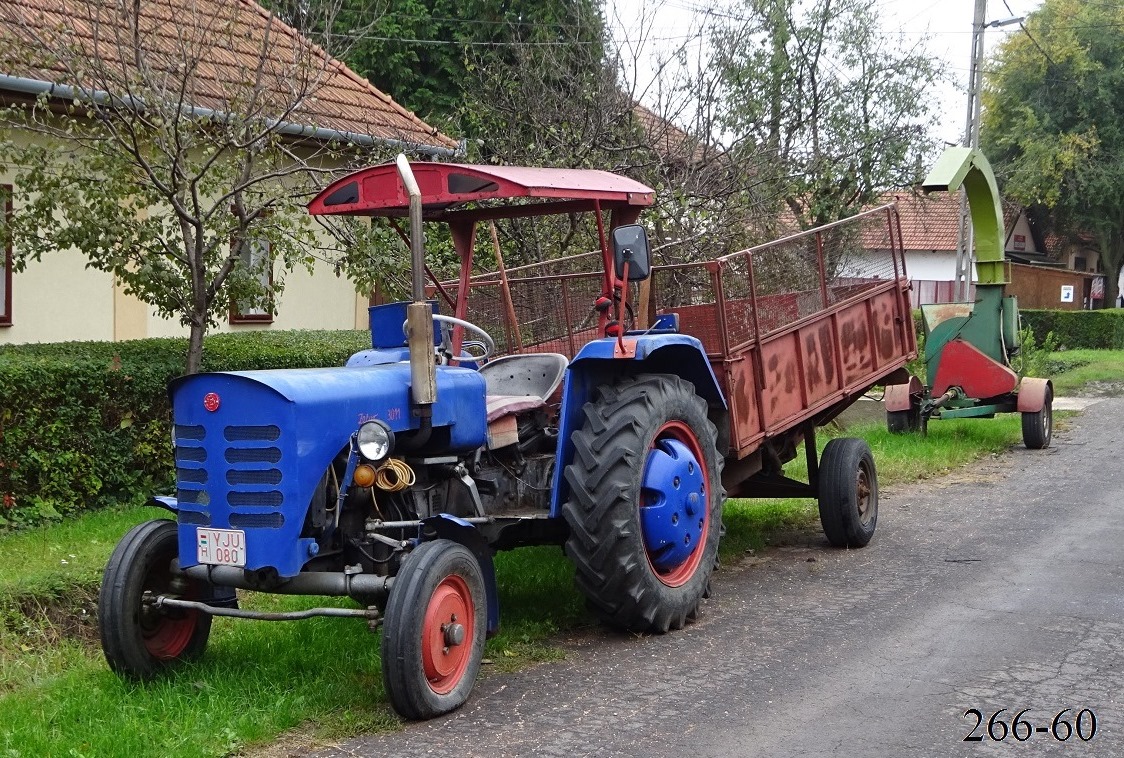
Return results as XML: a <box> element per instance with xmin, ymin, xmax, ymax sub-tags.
<box><xmin>99</xmin><ymin>519</ymin><xmax>212</xmax><ymax>679</ymax></box>
<box><xmin>562</xmin><ymin>374</ymin><xmax>724</xmax><ymax>633</ymax></box>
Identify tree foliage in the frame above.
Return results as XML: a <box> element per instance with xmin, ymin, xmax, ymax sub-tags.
<box><xmin>0</xmin><ymin>1</ymin><xmax>409</xmax><ymax>373</ymax></box>
<box><xmin>713</xmin><ymin>0</ymin><xmax>940</xmax><ymax>230</ymax></box>
<box><xmin>981</xmin><ymin>0</ymin><xmax>1124</xmax><ymax>305</ymax></box>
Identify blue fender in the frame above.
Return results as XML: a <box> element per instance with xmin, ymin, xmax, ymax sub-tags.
<box><xmin>421</xmin><ymin>514</ymin><xmax>501</xmax><ymax>636</ymax></box>
<box><xmin>548</xmin><ymin>335</ymin><xmax>727</xmax><ymax>516</ymax></box>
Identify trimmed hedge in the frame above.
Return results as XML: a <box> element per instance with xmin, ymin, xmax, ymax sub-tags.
<box><xmin>1020</xmin><ymin>309</ymin><xmax>1124</xmax><ymax>350</ymax></box>
<box><xmin>0</xmin><ymin>330</ymin><xmax>370</xmax><ymax>528</ymax></box>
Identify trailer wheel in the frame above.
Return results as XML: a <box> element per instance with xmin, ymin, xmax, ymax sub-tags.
<box><xmin>99</xmin><ymin>519</ymin><xmax>212</xmax><ymax>679</ymax></box>
<box><xmin>562</xmin><ymin>374</ymin><xmax>723</xmax><ymax>633</ymax></box>
<box><xmin>1021</xmin><ymin>385</ymin><xmax>1053</xmax><ymax>450</ymax></box>
<box><xmin>381</xmin><ymin>539</ymin><xmax>487</xmax><ymax>720</ymax></box>
<box><xmin>886</xmin><ymin>405</ymin><xmax>921</xmax><ymax>434</ymax></box>
<box><xmin>817</xmin><ymin>438</ymin><xmax>878</xmax><ymax>548</ymax></box>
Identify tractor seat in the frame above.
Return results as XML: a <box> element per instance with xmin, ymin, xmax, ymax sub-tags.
<box><xmin>479</xmin><ymin>353</ymin><xmax>568</xmax><ymax>423</ymax></box>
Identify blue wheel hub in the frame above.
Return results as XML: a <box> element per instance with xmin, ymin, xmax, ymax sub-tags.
<box><xmin>639</xmin><ymin>438</ymin><xmax>706</xmax><ymax>572</ymax></box>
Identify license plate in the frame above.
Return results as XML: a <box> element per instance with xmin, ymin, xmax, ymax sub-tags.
<box><xmin>196</xmin><ymin>528</ymin><xmax>246</xmax><ymax>567</ymax></box>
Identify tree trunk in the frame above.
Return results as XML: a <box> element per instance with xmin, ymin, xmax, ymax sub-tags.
<box><xmin>1099</xmin><ymin>230</ymin><xmax>1122</xmax><ymax>309</ymax></box>
<box><xmin>186</xmin><ymin>320</ymin><xmax>206</xmax><ymax>375</ymax></box>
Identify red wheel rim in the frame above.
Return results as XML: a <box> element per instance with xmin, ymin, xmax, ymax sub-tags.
<box><xmin>141</xmin><ymin>556</ymin><xmax>201</xmax><ymax>660</ymax></box>
<box><xmin>641</xmin><ymin>420</ymin><xmax>710</xmax><ymax>588</ymax></box>
<box><xmin>422</xmin><ymin>575</ymin><xmax>475</xmax><ymax>695</ymax></box>
<box><xmin>142</xmin><ymin>609</ymin><xmax>198</xmax><ymax>659</ymax></box>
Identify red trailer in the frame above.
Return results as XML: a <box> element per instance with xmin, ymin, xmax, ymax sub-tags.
<box><xmin>439</xmin><ymin>203</ymin><xmax>915</xmax><ymax>522</ymax></box>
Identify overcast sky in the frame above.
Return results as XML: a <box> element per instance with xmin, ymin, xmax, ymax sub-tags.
<box><xmin>606</xmin><ymin>0</ymin><xmax>1045</xmax><ymax>148</ymax></box>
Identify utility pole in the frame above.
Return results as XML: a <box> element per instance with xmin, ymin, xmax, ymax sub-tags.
<box><xmin>953</xmin><ymin>0</ymin><xmax>988</xmax><ymax>302</ymax></box>
<box><xmin>955</xmin><ymin>2</ymin><xmax>1023</xmax><ymax>301</ymax></box>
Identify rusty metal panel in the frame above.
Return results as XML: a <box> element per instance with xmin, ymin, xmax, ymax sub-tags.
<box><xmin>798</xmin><ymin>319</ymin><xmax>839</xmax><ymax>408</ymax></box>
<box><xmin>760</xmin><ymin>333</ymin><xmax>807</xmax><ymax>430</ymax></box>
<box><xmin>868</xmin><ymin>289</ymin><xmax>905</xmax><ymax>365</ymax></box>
<box><xmin>720</xmin><ymin>358</ymin><xmax>762</xmax><ymax>452</ymax></box>
<box><xmin>836</xmin><ymin>302</ymin><xmax>876</xmax><ymax>388</ymax></box>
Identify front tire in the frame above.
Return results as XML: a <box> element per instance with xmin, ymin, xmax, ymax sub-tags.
<box><xmin>1021</xmin><ymin>385</ymin><xmax>1053</xmax><ymax>450</ymax></box>
<box><xmin>818</xmin><ymin>438</ymin><xmax>878</xmax><ymax>548</ymax></box>
<box><xmin>381</xmin><ymin>539</ymin><xmax>487</xmax><ymax>720</ymax></box>
<box><xmin>562</xmin><ymin>374</ymin><xmax>724</xmax><ymax>633</ymax></box>
<box><xmin>99</xmin><ymin>519</ymin><xmax>212</xmax><ymax>679</ymax></box>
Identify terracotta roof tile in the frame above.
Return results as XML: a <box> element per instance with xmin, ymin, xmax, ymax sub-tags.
<box><xmin>0</xmin><ymin>0</ymin><xmax>457</xmax><ymax>151</ymax></box>
<box><xmin>632</xmin><ymin>102</ymin><xmax>706</xmax><ymax>165</ymax></box>
<box><xmin>881</xmin><ymin>190</ymin><xmax>963</xmax><ymax>251</ymax></box>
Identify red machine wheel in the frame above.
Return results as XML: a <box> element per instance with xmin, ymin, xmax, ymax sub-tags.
<box><xmin>817</xmin><ymin>438</ymin><xmax>878</xmax><ymax>548</ymax></box>
<box><xmin>382</xmin><ymin>540</ymin><xmax>487</xmax><ymax>720</ymax></box>
<box><xmin>562</xmin><ymin>374</ymin><xmax>724</xmax><ymax>633</ymax></box>
<box><xmin>1021</xmin><ymin>385</ymin><xmax>1053</xmax><ymax>450</ymax></box>
<box><xmin>99</xmin><ymin>519</ymin><xmax>212</xmax><ymax>679</ymax></box>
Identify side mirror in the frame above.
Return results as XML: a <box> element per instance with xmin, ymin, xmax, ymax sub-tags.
<box><xmin>611</xmin><ymin>224</ymin><xmax>651</xmax><ymax>281</ymax></box>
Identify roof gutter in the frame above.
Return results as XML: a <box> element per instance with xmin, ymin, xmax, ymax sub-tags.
<box><xmin>0</xmin><ymin>73</ymin><xmax>459</xmax><ymax>158</ymax></box>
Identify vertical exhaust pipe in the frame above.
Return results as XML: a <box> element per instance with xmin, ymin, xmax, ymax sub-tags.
<box><xmin>395</xmin><ymin>154</ymin><xmax>437</xmax><ymax>408</ymax></box>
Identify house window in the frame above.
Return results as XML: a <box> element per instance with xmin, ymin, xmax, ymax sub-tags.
<box><xmin>1074</xmin><ymin>256</ymin><xmax>1087</xmax><ymax>272</ymax></box>
<box><xmin>0</xmin><ymin>185</ymin><xmax>11</xmax><ymax>327</ymax></box>
<box><xmin>229</xmin><ymin>234</ymin><xmax>274</xmax><ymax>323</ymax></box>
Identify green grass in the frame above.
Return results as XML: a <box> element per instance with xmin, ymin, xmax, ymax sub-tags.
<box><xmin>0</xmin><ymin>411</ymin><xmax>1034</xmax><ymax>757</ymax></box>
<box><xmin>1046</xmin><ymin>349</ymin><xmax>1124</xmax><ymax>396</ymax></box>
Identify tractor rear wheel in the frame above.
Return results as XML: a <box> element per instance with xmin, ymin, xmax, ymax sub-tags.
<box><xmin>99</xmin><ymin>519</ymin><xmax>212</xmax><ymax>679</ymax></box>
<box><xmin>817</xmin><ymin>438</ymin><xmax>878</xmax><ymax>548</ymax></box>
<box><xmin>562</xmin><ymin>374</ymin><xmax>723</xmax><ymax>633</ymax></box>
<box><xmin>381</xmin><ymin>539</ymin><xmax>487</xmax><ymax>720</ymax></box>
<box><xmin>1021</xmin><ymin>385</ymin><xmax>1053</xmax><ymax>450</ymax></box>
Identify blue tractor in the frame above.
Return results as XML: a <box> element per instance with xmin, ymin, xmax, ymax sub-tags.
<box><xmin>98</xmin><ymin>157</ymin><xmax>731</xmax><ymax>719</ymax></box>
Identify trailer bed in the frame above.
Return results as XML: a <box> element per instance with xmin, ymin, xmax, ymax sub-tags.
<box><xmin>437</xmin><ymin>204</ymin><xmax>915</xmax><ymax>465</ymax></box>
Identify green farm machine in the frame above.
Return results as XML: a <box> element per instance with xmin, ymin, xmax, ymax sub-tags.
<box><xmin>884</xmin><ymin>147</ymin><xmax>1054</xmax><ymax>448</ymax></box>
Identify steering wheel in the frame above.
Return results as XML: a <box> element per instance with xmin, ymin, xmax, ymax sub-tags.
<box><xmin>431</xmin><ymin>314</ymin><xmax>496</xmax><ymax>361</ymax></box>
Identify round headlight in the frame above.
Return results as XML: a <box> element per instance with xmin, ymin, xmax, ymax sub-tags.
<box><xmin>357</xmin><ymin>420</ymin><xmax>394</xmax><ymax>463</ymax></box>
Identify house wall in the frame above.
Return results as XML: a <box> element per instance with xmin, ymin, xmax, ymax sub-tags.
<box><xmin>1004</xmin><ymin>213</ymin><xmax>1043</xmax><ymax>256</ymax></box>
<box><xmin>841</xmin><ymin>249</ymin><xmax>964</xmax><ymax>281</ymax></box>
<box><xmin>0</xmin><ymin>133</ymin><xmax>370</xmax><ymax>345</ymax></box>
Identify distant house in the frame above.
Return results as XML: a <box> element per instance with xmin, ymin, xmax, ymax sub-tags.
<box><xmin>847</xmin><ymin>190</ymin><xmax>1105</xmax><ymax>310</ymax></box>
<box><xmin>0</xmin><ymin>0</ymin><xmax>458</xmax><ymax>345</ymax></box>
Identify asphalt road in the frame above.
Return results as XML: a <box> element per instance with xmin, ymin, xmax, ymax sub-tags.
<box><xmin>315</xmin><ymin>398</ymin><xmax>1124</xmax><ymax>758</ymax></box>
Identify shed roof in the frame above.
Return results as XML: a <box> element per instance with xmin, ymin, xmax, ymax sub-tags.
<box><xmin>0</xmin><ymin>0</ymin><xmax>457</xmax><ymax>152</ymax></box>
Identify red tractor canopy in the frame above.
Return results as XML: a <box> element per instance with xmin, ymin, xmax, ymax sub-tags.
<box><xmin>307</xmin><ymin>161</ymin><xmax>655</xmax><ymax>222</ymax></box>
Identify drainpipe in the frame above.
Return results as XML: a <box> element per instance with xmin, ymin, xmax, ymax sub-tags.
<box><xmin>0</xmin><ymin>74</ymin><xmax>458</xmax><ymax>158</ymax></box>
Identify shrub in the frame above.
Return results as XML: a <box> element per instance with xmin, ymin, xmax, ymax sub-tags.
<box><xmin>0</xmin><ymin>330</ymin><xmax>370</xmax><ymax>528</ymax></box>
<box><xmin>1019</xmin><ymin>309</ymin><xmax>1124</xmax><ymax>350</ymax></box>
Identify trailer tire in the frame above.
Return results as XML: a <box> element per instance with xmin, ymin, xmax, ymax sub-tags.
<box><xmin>817</xmin><ymin>438</ymin><xmax>878</xmax><ymax>548</ymax></box>
<box><xmin>381</xmin><ymin>539</ymin><xmax>487</xmax><ymax>720</ymax></box>
<box><xmin>562</xmin><ymin>374</ymin><xmax>724</xmax><ymax>633</ymax></box>
<box><xmin>886</xmin><ymin>406</ymin><xmax>920</xmax><ymax>434</ymax></box>
<box><xmin>99</xmin><ymin>519</ymin><xmax>213</xmax><ymax>679</ymax></box>
<box><xmin>1021</xmin><ymin>385</ymin><xmax>1053</xmax><ymax>450</ymax></box>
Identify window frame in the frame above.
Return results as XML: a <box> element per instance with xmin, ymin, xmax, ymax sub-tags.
<box><xmin>0</xmin><ymin>184</ymin><xmax>12</xmax><ymax>327</ymax></box>
<box><xmin>228</xmin><ymin>232</ymin><xmax>274</xmax><ymax>324</ymax></box>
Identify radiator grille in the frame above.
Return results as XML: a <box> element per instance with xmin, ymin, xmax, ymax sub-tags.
<box><xmin>224</xmin><ymin>425</ymin><xmax>281</xmax><ymax>442</ymax></box>
<box><xmin>227</xmin><ymin>469</ymin><xmax>282</xmax><ymax>486</ymax></box>
<box><xmin>229</xmin><ymin>512</ymin><xmax>285</xmax><ymax>529</ymax></box>
<box><xmin>225</xmin><ymin>447</ymin><xmax>282</xmax><ymax>464</ymax></box>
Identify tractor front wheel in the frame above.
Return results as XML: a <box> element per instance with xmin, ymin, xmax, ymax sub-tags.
<box><xmin>1021</xmin><ymin>385</ymin><xmax>1053</xmax><ymax>450</ymax></box>
<box><xmin>562</xmin><ymin>374</ymin><xmax>723</xmax><ymax>633</ymax></box>
<box><xmin>99</xmin><ymin>519</ymin><xmax>213</xmax><ymax>679</ymax></box>
<box><xmin>817</xmin><ymin>438</ymin><xmax>878</xmax><ymax>548</ymax></box>
<box><xmin>381</xmin><ymin>539</ymin><xmax>487</xmax><ymax>720</ymax></box>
